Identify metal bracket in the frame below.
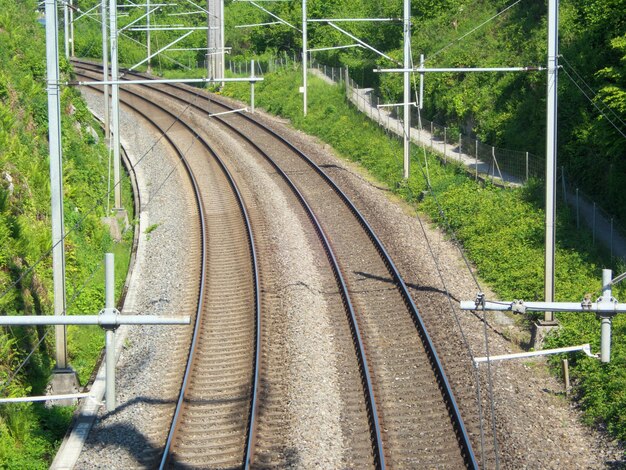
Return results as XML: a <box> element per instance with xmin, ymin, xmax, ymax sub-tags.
<box><xmin>98</xmin><ymin>307</ymin><xmax>122</xmax><ymax>330</ymax></box>
<box><xmin>474</xmin><ymin>292</ymin><xmax>485</xmax><ymax>310</ymax></box>
<box><xmin>511</xmin><ymin>299</ymin><xmax>526</xmax><ymax>314</ymax></box>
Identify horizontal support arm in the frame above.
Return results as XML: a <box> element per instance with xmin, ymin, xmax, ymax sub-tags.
<box><xmin>475</xmin><ymin>344</ymin><xmax>595</xmax><ymax>364</ymax></box>
<box><xmin>309</xmin><ymin>44</ymin><xmax>362</xmax><ymax>52</ymax></box>
<box><xmin>0</xmin><ymin>315</ymin><xmax>190</xmax><ymax>327</ymax></box>
<box><xmin>68</xmin><ymin>77</ymin><xmax>264</xmax><ymax>86</ymax></box>
<box><xmin>375</xmin><ymin>66</ymin><xmax>545</xmax><ymax>73</ymax></box>
<box><xmin>460</xmin><ymin>300</ymin><xmax>626</xmax><ymax>314</ymax></box>
<box><xmin>308</xmin><ymin>18</ymin><xmax>400</xmax><ymax>23</ymax></box>
<box><xmin>0</xmin><ymin>393</ymin><xmax>91</xmax><ymax>404</ymax></box>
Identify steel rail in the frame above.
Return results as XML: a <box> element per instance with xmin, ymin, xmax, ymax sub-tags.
<box><xmin>74</xmin><ymin>60</ymin><xmax>476</xmax><ymax>468</ymax></box>
<box><xmin>216</xmin><ymin>97</ymin><xmax>479</xmax><ymax>469</ymax></box>
<box><xmin>75</xmin><ymin>69</ymin><xmax>260</xmax><ymax>469</ymax></box>
<box><xmin>143</xmin><ymin>72</ymin><xmax>477</xmax><ymax>468</ymax></box>
<box><xmin>209</xmin><ymin>106</ymin><xmax>387</xmax><ymax>469</ymax></box>
<box><xmin>74</xmin><ymin>61</ymin><xmax>385</xmax><ymax>467</ymax></box>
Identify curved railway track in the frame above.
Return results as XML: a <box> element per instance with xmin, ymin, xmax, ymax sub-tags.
<box><xmin>74</xmin><ymin>60</ymin><xmax>478</xmax><ymax>469</ymax></box>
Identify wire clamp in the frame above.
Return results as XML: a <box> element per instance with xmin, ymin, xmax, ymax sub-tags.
<box><xmin>511</xmin><ymin>299</ymin><xmax>526</xmax><ymax>314</ymax></box>
<box><xmin>474</xmin><ymin>292</ymin><xmax>485</xmax><ymax>310</ymax></box>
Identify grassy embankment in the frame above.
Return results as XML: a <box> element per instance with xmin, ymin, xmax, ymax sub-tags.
<box><xmin>0</xmin><ymin>1</ymin><xmax>133</xmax><ymax>467</ymax></box>
<box><xmin>222</xmin><ymin>66</ymin><xmax>626</xmax><ymax>447</ymax></box>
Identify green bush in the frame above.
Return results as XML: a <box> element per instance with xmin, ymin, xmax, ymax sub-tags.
<box><xmin>0</xmin><ymin>1</ymin><xmax>133</xmax><ymax>465</ymax></box>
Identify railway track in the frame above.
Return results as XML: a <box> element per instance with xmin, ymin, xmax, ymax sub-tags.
<box><xmin>74</xmin><ymin>60</ymin><xmax>478</xmax><ymax>468</ymax></box>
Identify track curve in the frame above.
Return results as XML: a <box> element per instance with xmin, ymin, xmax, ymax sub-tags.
<box><xmin>73</xmin><ymin>60</ymin><xmax>478</xmax><ymax>469</ymax></box>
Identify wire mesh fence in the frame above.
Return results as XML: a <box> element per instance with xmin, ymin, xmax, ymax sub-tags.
<box><xmin>561</xmin><ymin>169</ymin><xmax>626</xmax><ymax>261</ymax></box>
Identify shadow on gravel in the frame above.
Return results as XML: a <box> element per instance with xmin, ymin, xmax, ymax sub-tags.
<box><xmin>94</xmin><ymin>396</ymin><xmax>175</xmax><ymax>467</ymax></box>
<box><xmin>90</xmin><ymin>421</ymin><xmax>162</xmax><ymax>467</ymax></box>
<box><xmin>354</xmin><ymin>270</ymin><xmax>460</xmax><ymax>302</ymax></box>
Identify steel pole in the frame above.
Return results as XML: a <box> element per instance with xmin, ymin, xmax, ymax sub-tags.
<box><xmin>250</xmin><ymin>59</ymin><xmax>255</xmax><ymax>113</ymax></box>
<box><xmin>402</xmin><ymin>0</ymin><xmax>411</xmax><ymax>179</ymax></box>
<box><xmin>220</xmin><ymin>0</ymin><xmax>225</xmax><ymax>84</ymax></box>
<box><xmin>419</xmin><ymin>53</ymin><xmax>424</xmax><ymax>109</ymax></box>
<box><xmin>302</xmin><ymin>0</ymin><xmax>307</xmax><ymax>116</ymax></box>
<box><xmin>600</xmin><ymin>269</ymin><xmax>613</xmax><ymax>363</ymax></box>
<box><xmin>101</xmin><ymin>0</ymin><xmax>110</xmax><ymax>146</ymax></box>
<box><xmin>146</xmin><ymin>0</ymin><xmax>151</xmax><ymax>73</ymax></box>
<box><xmin>69</xmin><ymin>0</ymin><xmax>75</xmax><ymax>57</ymax></box>
<box><xmin>64</xmin><ymin>0</ymin><xmax>70</xmax><ymax>58</ymax></box>
<box><xmin>206</xmin><ymin>0</ymin><xmax>210</xmax><ymax>76</ymax></box>
<box><xmin>544</xmin><ymin>0</ymin><xmax>558</xmax><ymax>323</ymax></box>
<box><xmin>45</xmin><ymin>0</ymin><xmax>68</xmax><ymax>370</ymax></box>
<box><xmin>104</xmin><ymin>253</ymin><xmax>116</xmax><ymax>411</ymax></box>
<box><xmin>110</xmin><ymin>0</ymin><xmax>122</xmax><ymax>210</ymax></box>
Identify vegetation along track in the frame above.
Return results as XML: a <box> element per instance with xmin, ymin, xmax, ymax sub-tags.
<box><xmin>73</xmin><ymin>60</ymin><xmax>477</xmax><ymax>468</ymax></box>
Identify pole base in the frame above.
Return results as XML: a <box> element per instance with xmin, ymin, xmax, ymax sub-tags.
<box><xmin>532</xmin><ymin>321</ymin><xmax>559</xmax><ymax>350</ymax></box>
<box><xmin>101</xmin><ymin>209</ymin><xmax>129</xmax><ymax>242</ymax></box>
<box><xmin>46</xmin><ymin>368</ymin><xmax>80</xmax><ymax>407</ymax></box>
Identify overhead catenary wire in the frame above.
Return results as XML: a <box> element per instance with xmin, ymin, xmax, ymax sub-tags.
<box><xmin>427</xmin><ymin>0</ymin><xmax>523</xmax><ymax>63</ymax></box>
<box><xmin>410</xmin><ymin>112</ymin><xmax>501</xmax><ymax>468</ymax></box>
<box><xmin>560</xmin><ymin>64</ymin><xmax>626</xmax><ymax>141</ymax></box>
<box><xmin>559</xmin><ymin>54</ymin><xmax>626</xmax><ymax>130</ymax></box>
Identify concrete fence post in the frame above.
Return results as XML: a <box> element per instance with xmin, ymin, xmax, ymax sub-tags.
<box><xmin>430</xmin><ymin>122</ymin><xmax>433</xmax><ymax>149</ymax></box>
<box><xmin>576</xmin><ymin>188</ymin><xmax>580</xmax><ymax>229</ymax></box>
<box><xmin>611</xmin><ymin>218</ymin><xmax>614</xmax><ymax>259</ymax></box>
<box><xmin>593</xmin><ymin>202</ymin><xmax>596</xmax><ymax>245</ymax></box>
<box><xmin>475</xmin><ymin>140</ymin><xmax>479</xmax><ymax>181</ymax></box>
<box><xmin>526</xmin><ymin>152</ymin><xmax>529</xmax><ymax>182</ymax></box>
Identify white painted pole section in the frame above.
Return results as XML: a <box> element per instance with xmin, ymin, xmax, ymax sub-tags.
<box><xmin>0</xmin><ymin>393</ymin><xmax>90</xmax><ymax>404</ymax></box>
<box><xmin>105</xmin><ymin>253</ymin><xmax>114</xmax><ymax>309</ymax></box>
<box><xmin>419</xmin><ymin>53</ymin><xmax>424</xmax><ymax>109</ymax></box>
<box><xmin>101</xmin><ymin>0</ymin><xmax>110</xmax><ymax>146</ymax></box>
<box><xmin>104</xmin><ymin>253</ymin><xmax>116</xmax><ymax>411</ymax></box>
<box><xmin>474</xmin><ymin>344</ymin><xmax>594</xmax><ymax>364</ymax></box>
<box><xmin>45</xmin><ymin>0</ymin><xmax>69</xmax><ymax>370</ymax></box>
<box><xmin>220</xmin><ymin>0</ymin><xmax>225</xmax><ymax>85</ymax></box>
<box><xmin>64</xmin><ymin>0</ymin><xmax>70</xmax><ymax>58</ymax></box>
<box><xmin>402</xmin><ymin>0</ymin><xmax>411</xmax><ymax>180</ymax></box>
<box><xmin>208</xmin><ymin>0</ymin><xmax>216</xmax><ymax>78</ymax></box>
<box><xmin>302</xmin><ymin>0</ymin><xmax>307</xmax><ymax>116</ymax></box>
<box><xmin>146</xmin><ymin>0</ymin><xmax>151</xmax><ymax>73</ymax></box>
<box><xmin>544</xmin><ymin>0</ymin><xmax>559</xmax><ymax>323</ymax></box>
<box><xmin>601</xmin><ymin>269</ymin><xmax>613</xmax><ymax>363</ymax></box>
<box><xmin>250</xmin><ymin>59</ymin><xmax>255</xmax><ymax>113</ymax></box>
<box><xmin>70</xmin><ymin>1</ymin><xmax>75</xmax><ymax>57</ymax></box>
<box><xmin>105</xmin><ymin>329</ymin><xmax>115</xmax><ymax>411</ymax></box>
<box><xmin>110</xmin><ymin>0</ymin><xmax>122</xmax><ymax>210</ymax></box>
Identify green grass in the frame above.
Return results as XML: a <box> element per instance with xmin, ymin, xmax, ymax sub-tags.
<box><xmin>0</xmin><ymin>1</ymin><xmax>135</xmax><ymax>465</ymax></box>
<box><xmin>222</xmin><ymin>66</ymin><xmax>626</xmax><ymax>447</ymax></box>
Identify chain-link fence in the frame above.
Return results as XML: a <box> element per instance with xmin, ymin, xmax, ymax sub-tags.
<box><xmin>224</xmin><ymin>53</ymin><xmax>300</xmax><ymax>77</ymax></box>
<box><xmin>561</xmin><ymin>169</ymin><xmax>626</xmax><ymax>261</ymax></box>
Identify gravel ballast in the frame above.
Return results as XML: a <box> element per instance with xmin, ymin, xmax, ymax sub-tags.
<box><xmin>60</xmin><ymin>86</ymin><xmax>625</xmax><ymax>469</ymax></box>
